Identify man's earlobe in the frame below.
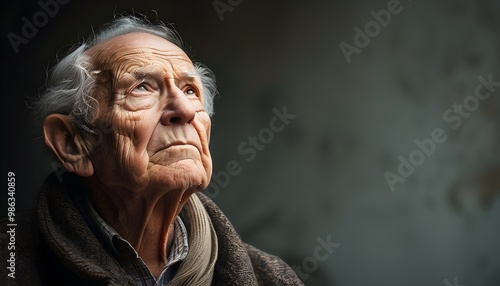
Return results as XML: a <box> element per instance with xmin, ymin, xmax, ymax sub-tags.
<box><xmin>43</xmin><ymin>114</ymin><xmax>94</xmax><ymax>177</ymax></box>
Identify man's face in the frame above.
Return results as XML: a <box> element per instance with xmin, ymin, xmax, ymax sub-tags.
<box><xmin>84</xmin><ymin>32</ymin><xmax>212</xmax><ymax>195</ymax></box>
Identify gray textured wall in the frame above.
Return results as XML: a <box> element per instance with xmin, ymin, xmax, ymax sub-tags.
<box><xmin>2</xmin><ymin>0</ymin><xmax>500</xmax><ymax>285</ymax></box>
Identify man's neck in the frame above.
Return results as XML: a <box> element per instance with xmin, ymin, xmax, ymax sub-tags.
<box><xmin>86</xmin><ymin>179</ymin><xmax>191</xmax><ymax>278</ymax></box>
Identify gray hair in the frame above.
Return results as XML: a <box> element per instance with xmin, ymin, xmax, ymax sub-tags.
<box><xmin>35</xmin><ymin>15</ymin><xmax>217</xmax><ymax>134</ymax></box>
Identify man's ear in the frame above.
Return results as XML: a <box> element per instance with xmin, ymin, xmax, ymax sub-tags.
<box><xmin>43</xmin><ymin>114</ymin><xmax>94</xmax><ymax>177</ymax></box>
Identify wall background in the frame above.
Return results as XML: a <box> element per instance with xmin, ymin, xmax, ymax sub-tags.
<box><xmin>1</xmin><ymin>0</ymin><xmax>500</xmax><ymax>285</ymax></box>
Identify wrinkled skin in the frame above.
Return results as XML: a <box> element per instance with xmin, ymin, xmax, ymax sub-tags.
<box><xmin>72</xmin><ymin>33</ymin><xmax>212</xmax><ymax>277</ymax></box>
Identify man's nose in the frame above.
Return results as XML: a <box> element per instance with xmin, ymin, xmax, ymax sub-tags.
<box><xmin>160</xmin><ymin>86</ymin><xmax>196</xmax><ymax>125</ymax></box>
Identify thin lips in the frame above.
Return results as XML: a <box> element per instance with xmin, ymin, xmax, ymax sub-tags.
<box><xmin>163</xmin><ymin>140</ymin><xmax>200</xmax><ymax>150</ymax></box>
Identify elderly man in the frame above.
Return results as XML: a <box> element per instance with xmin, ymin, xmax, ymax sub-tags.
<box><xmin>1</xmin><ymin>16</ymin><xmax>302</xmax><ymax>285</ymax></box>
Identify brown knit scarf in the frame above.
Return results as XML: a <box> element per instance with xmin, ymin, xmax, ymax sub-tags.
<box><xmin>167</xmin><ymin>194</ymin><xmax>218</xmax><ymax>286</ymax></box>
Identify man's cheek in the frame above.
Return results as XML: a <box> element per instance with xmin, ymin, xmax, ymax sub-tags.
<box><xmin>195</xmin><ymin>112</ymin><xmax>211</xmax><ymax>138</ymax></box>
<box><xmin>116</xmin><ymin>136</ymin><xmax>150</xmax><ymax>175</ymax></box>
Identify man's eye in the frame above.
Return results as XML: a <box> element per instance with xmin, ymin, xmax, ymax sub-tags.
<box><xmin>134</xmin><ymin>84</ymin><xmax>148</xmax><ymax>91</ymax></box>
<box><xmin>185</xmin><ymin>87</ymin><xmax>197</xmax><ymax>96</ymax></box>
<box><xmin>129</xmin><ymin>83</ymin><xmax>153</xmax><ymax>96</ymax></box>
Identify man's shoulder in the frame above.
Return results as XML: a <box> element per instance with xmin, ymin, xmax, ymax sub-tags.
<box><xmin>195</xmin><ymin>193</ymin><xmax>304</xmax><ymax>285</ymax></box>
<box><xmin>244</xmin><ymin>243</ymin><xmax>305</xmax><ymax>285</ymax></box>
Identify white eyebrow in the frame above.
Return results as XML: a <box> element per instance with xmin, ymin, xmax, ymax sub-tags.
<box><xmin>178</xmin><ymin>70</ymin><xmax>198</xmax><ymax>83</ymax></box>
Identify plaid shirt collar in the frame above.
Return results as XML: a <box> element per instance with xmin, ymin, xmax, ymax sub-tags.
<box><xmin>68</xmin><ymin>183</ymin><xmax>189</xmax><ymax>286</ymax></box>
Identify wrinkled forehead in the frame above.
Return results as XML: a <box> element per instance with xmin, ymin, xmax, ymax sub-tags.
<box><xmin>86</xmin><ymin>32</ymin><xmax>196</xmax><ymax>80</ymax></box>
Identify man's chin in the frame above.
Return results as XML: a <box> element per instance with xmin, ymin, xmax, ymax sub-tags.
<box><xmin>147</xmin><ymin>160</ymin><xmax>209</xmax><ymax>191</ymax></box>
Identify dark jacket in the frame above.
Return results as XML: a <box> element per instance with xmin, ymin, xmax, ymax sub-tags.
<box><xmin>1</xmin><ymin>173</ymin><xmax>303</xmax><ymax>285</ymax></box>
